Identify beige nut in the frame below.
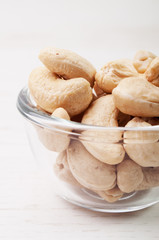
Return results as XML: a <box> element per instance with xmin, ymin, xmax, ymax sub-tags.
<box><xmin>67</xmin><ymin>141</ymin><xmax>116</xmax><ymax>191</ymax></box>
<box><xmin>39</xmin><ymin>47</ymin><xmax>96</xmax><ymax>87</ymax></box>
<box><xmin>112</xmin><ymin>76</ymin><xmax>159</xmax><ymax>117</ymax></box>
<box><xmin>28</xmin><ymin>67</ymin><xmax>93</xmax><ymax>116</ymax></box>
<box><xmin>133</xmin><ymin>50</ymin><xmax>156</xmax><ymax>73</ymax></box>
<box><xmin>124</xmin><ymin>117</ymin><xmax>159</xmax><ymax>167</ymax></box>
<box><xmin>96</xmin><ymin>186</ymin><xmax>124</xmax><ymax>203</ymax></box>
<box><xmin>145</xmin><ymin>57</ymin><xmax>159</xmax><ymax>87</ymax></box>
<box><xmin>81</xmin><ymin>95</ymin><xmax>125</xmax><ymax>165</ymax></box>
<box><xmin>95</xmin><ymin>59</ymin><xmax>138</xmax><ymax>93</ymax></box>
<box><xmin>36</xmin><ymin>107</ymin><xmax>70</xmax><ymax>152</ymax></box>
<box><xmin>136</xmin><ymin>167</ymin><xmax>159</xmax><ymax>191</ymax></box>
<box><xmin>53</xmin><ymin>151</ymin><xmax>80</xmax><ymax>186</ymax></box>
<box><xmin>117</xmin><ymin>159</ymin><xmax>144</xmax><ymax>193</ymax></box>
<box><xmin>124</xmin><ymin>117</ymin><xmax>159</xmax><ymax>143</ymax></box>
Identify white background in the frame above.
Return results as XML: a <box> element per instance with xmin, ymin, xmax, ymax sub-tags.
<box><xmin>0</xmin><ymin>0</ymin><xmax>159</xmax><ymax>239</ymax></box>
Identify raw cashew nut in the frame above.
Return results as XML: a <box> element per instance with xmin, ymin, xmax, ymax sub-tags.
<box><xmin>81</xmin><ymin>95</ymin><xmax>125</xmax><ymax>165</ymax></box>
<box><xmin>145</xmin><ymin>56</ymin><xmax>159</xmax><ymax>87</ymax></box>
<box><xmin>39</xmin><ymin>47</ymin><xmax>96</xmax><ymax>87</ymax></box>
<box><xmin>117</xmin><ymin>159</ymin><xmax>144</xmax><ymax>193</ymax></box>
<box><xmin>53</xmin><ymin>151</ymin><xmax>80</xmax><ymax>186</ymax></box>
<box><xmin>95</xmin><ymin>59</ymin><xmax>138</xmax><ymax>93</ymax></box>
<box><xmin>28</xmin><ymin>67</ymin><xmax>93</xmax><ymax>116</ymax></box>
<box><xmin>67</xmin><ymin>141</ymin><xmax>116</xmax><ymax>191</ymax></box>
<box><xmin>124</xmin><ymin>117</ymin><xmax>159</xmax><ymax>143</ymax></box>
<box><xmin>136</xmin><ymin>167</ymin><xmax>159</xmax><ymax>191</ymax></box>
<box><xmin>124</xmin><ymin>117</ymin><xmax>159</xmax><ymax>167</ymax></box>
<box><xmin>112</xmin><ymin>76</ymin><xmax>159</xmax><ymax>117</ymax></box>
<box><xmin>133</xmin><ymin>50</ymin><xmax>156</xmax><ymax>73</ymax></box>
<box><xmin>96</xmin><ymin>186</ymin><xmax>124</xmax><ymax>203</ymax></box>
<box><xmin>36</xmin><ymin>107</ymin><xmax>71</xmax><ymax>152</ymax></box>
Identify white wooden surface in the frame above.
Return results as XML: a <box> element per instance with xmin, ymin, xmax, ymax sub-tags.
<box><xmin>1</xmin><ymin>0</ymin><xmax>159</xmax><ymax>239</ymax></box>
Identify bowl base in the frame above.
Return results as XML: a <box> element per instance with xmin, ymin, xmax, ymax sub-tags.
<box><xmin>59</xmin><ymin>183</ymin><xmax>159</xmax><ymax>213</ymax></box>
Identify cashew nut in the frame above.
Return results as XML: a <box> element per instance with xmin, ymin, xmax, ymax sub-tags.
<box><xmin>96</xmin><ymin>186</ymin><xmax>124</xmax><ymax>203</ymax></box>
<box><xmin>136</xmin><ymin>167</ymin><xmax>159</xmax><ymax>191</ymax></box>
<box><xmin>133</xmin><ymin>50</ymin><xmax>156</xmax><ymax>73</ymax></box>
<box><xmin>117</xmin><ymin>159</ymin><xmax>144</xmax><ymax>193</ymax></box>
<box><xmin>124</xmin><ymin>117</ymin><xmax>159</xmax><ymax>167</ymax></box>
<box><xmin>81</xmin><ymin>95</ymin><xmax>125</xmax><ymax>164</ymax></box>
<box><xmin>39</xmin><ymin>47</ymin><xmax>96</xmax><ymax>87</ymax></box>
<box><xmin>124</xmin><ymin>117</ymin><xmax>159</xmax><ymax>143</ymax></box>
<box><xmin>28</xmin><ymin>67</ymin><xmax>93</xmax><ymax>116</ymax></box>
<box><xmin>36</xmin><ymin>107</ymin><xmax>70</xmax><ymax>152</ymax></box>
<box><xmin>95</xmin><ymin>59</ymin><xmax>138</xmax><ymax>93</ymax></box>
<box><xmin>67</xmin><ymin>141</ymin><xmax>116</xmax><ymax>191</ymax></box>
<box><xmin>53</xmin><ymin>151</ymin><xmax>80</xmax><ymax>186</ymax></box>
<box><xmin>145</xmin><ymin>57</ymin><xmax>159</xmax><ymax>87</ymax></box>
<box><xmin>54</xmin><ymin>151</ymin><xmax>123</xmax><ymax>203</ymax></box>
<box><xmin>112</xmin><ymin>76</ymin><xmax>159</xmax><ymax>117</ymax></box>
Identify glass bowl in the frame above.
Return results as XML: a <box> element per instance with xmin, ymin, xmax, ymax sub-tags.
<box><xmin>17</xmin><ymin>86</ymin><xmax>159</xmax><ymax>213</ymax></box>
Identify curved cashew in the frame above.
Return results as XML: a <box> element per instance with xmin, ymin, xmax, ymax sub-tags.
<box><xmin>124</xmin><ymin>117</ymin><xmax>159</xmax><ymax>167</ymax></box>
<box><xmin>145</xmin><ymin>57</ymin><xmax>159</xmax><ymax>87</ymax></box>
<box><xmin>54</xmin><ymin>151</ymin><xmax>123</xmax><ymax>203</ymax></box>
<box><xmin>112</xmin><ymin>76</ymin><xmax>159</xmax><ymax>117</ymax></box>
<box><xmin>36</xmin><ymin>107</ymin><xmax>71</xmax><ymax>152</ymax></box>
<box><xmin>28</xmin><ymin>67</ymin><xmax>93</xmax><ymax>116</ymax></box>
<box><xmin>81</xmin><ymin>95</ymin><xmax>125</xmax><ymax>165</ymax></box>
<box><xmin>117</xmin><ymin>159</ymin><xmax>144</xmax><ymax>193</ymax></box>
<box><xmin>53</xmin><ymin>151</ymin><xmax>80</xmax><ymax>187</ymax></box>
<box><xmin>95</xmin><ymin>59</ymin><xmax>138</xmax><ymax>93</ymax></box>
<box><xmin>39</xmin><ymin>47</ymin><xmax>96</xmax><ymax>87</ymax></box>
<box><xmin>96</xmin><ymin>186</ymin><xmax>124</xmax><ymax>203</ymax></box>
<box><xmin>133</xmin><ymin>50</ymin><xmax>156</xmax><ymax>73</ymax></box>
<box><xmin>136</xmin><ymin>167</ymin><xmax>159</xmax><ymax>191</ymax></box>
<box><xmin>67</xmin><ymin>141</ymin><xmax>116</xmax><ymax>191</ymax></box>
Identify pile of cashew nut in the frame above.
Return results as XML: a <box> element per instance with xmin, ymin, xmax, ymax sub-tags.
<box><xmin>28</xmin><ymin>48</ymin><xmax>159</xmax><ymax>203</ymax></box>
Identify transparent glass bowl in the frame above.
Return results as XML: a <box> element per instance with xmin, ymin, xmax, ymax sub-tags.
<box><xmin>17</xmin><ymin>86</ymin><xmax>159</xmax><ymax>213</ymax></box>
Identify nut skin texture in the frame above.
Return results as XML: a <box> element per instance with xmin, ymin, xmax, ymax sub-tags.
<box><xmin>39</xmin><ymin>47</ymin><xmax>96</xmax><ymax>87</ymax></box>
<box><xmin>95</xmin><ymin>59</ymin><xmax>138</xmax><ymax>93</ymax></box>
<box><xmin>112</xmin><ymin>76</ymin><xmax>159</xmax><ymax>117</ymax></box>
<box><xmin>81</xmin><ymin>95</ymin><xmax>125</xmax><ymax>165</ymax></box>
<box><xmin>117</xmin><ymin>159</ymin><xmax>144</xmax><ymax>193</ymax></box>
<box><xmin>124</xmin><ymin>117</ymin><xmax>159</xmax><ymax>167</ymax></box>
<box><xmin>136</xmin><ymin>167</ymin><xmax>159</xmax><ymax>191</ymax></box>
<box><xmin>53</xmin><ymin>151</ymin><xmax>80</xmax><ymax>187</ymax></box>
<box><xmin>35</xmin><ymin>107</ymin><xmax>70</xmax><ymax>152</ymax></box>
<box><xmin>133</xmin><ymin>50</ymin><xmax>156</xmax><ymax>73</ymax></box>
<box><xmin>28</xmin><ymin>67</ymin><xmax>93</xmax><ymax>116</ymax></box>
<box><xmin>67</xmin><ymin>141</ymin><xmax>116</xmax><ymax>191</ymax></box>
<box><xmin>145</xmin><ymin>56</ymin><xmax>159</xmax><ymax>87</ymax></box>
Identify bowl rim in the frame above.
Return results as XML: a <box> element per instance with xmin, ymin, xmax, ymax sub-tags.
<box><xmin>17</xmin><ymin>86</ymin><xmax>159</xmax><ymax>132</ymax></box>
